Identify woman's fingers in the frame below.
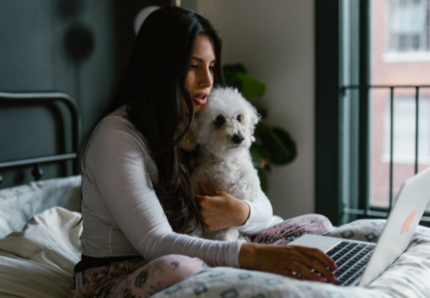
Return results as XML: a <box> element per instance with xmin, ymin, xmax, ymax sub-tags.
<box><xmin>287</xmin><ymin>261</ymin><xmax>328</xmax><ymax>283</ymax></box>
<box><xmin>239</xmin><ymin>243</ymin><xmax>338</xmax><ymax>284</ymax></box>
<box><xmin>194</xmin><ymin>195</ymin><xmax>210</xmax><ymax>216</ymax></box>
<box><xmin>282</xmin><ymin>270</ymin><xmax>307</xmax><ymax>280</ymax></box>
<box><xmin>199</xmin><ymin>181</ymin><xmax>220</xmax><ymax>196</ymax></box>
<box><xmin>194</xmin><ymin>194</ymin><xmax>225</xmax><ymax>231</ymax></box>
<box><xmin>289</xmin><ymin>246</ymin><xmax>337</xmax><ymax>283</ymax></box>
<box><xmin>299</xmin><ymin>246</ymin><xmax>337</xmax><ymax>270</ymax></box>
<box><xmin>195</xmin><ymin>184</ymin><xmax>250</xmax><ymax>229</ymax></box>
<box><xmin>301</xmin><ymin>258</ymin><xmax>337</xmax><ymax>283</ymax></box>
<box><xmin>194</xmin><ymin>194</ymin><xmax>205</xmax><ymax>204</ymax></box>
<box><xmin>195</xmin><ymin>194</ymin><xmax>214</xmax><ymax>217</ymax></box>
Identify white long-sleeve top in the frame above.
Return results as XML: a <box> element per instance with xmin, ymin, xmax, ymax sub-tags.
<box><xmin>81</xmin><ymin>105</ymin><xmax>278</xmax><ymax>267</ymax></box>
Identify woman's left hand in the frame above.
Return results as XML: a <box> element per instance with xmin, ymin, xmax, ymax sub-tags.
<box><xmin>195</xmin><ymin>181</ymin><xmax>250</xmax><ymax>231</ymax></box>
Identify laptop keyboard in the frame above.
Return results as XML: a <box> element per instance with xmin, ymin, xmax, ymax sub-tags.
<box><xmin>326</xmin><ymin>241</ymin><xmax>375</xmax><ymax>286</ymax></box>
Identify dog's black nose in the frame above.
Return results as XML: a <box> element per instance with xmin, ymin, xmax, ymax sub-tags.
<box><xmin>232</xmin><ymin>133</ymin><xmax>244</xmax><ymax>145</ymax></box>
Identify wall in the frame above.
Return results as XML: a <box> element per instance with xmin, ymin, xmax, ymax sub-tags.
<box><xmin>0</xmin><ymin>0</ymin><xmax>117</xmax><ymax>187</ymax></box>
<box><xmin>0</xmin><ymin>0</ymin><xmax>168</xmax><ymax>188</ymax></box>
<box><xmin>196</xmin><ymin>0</ymin><xmax>315</xmax><ymax>219</ymax></box>
<box><xmin>0</xmin><ymin>1</ymin><xmax>119</xmax><ymax>131</ymax></box>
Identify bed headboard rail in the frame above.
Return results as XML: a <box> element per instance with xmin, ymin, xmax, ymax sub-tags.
<box><xmin>0</xmin><ymin>91</ymin><xmax>81</xmax><ymax>185</ymax></box>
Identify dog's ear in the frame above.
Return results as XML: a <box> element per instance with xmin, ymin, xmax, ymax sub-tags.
<box><xmin>247</xmin><ymin>105</ymin><xmax>261</xmax><ymax>142</ymax></box>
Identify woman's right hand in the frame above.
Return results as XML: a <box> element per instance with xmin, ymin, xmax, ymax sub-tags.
<box><xmin>239</xmin><ymin>242</ymin><xmax>338</xmax><ymax>283</ymax></box>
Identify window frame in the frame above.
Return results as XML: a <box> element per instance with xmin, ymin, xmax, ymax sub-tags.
<box><xmin>314</xmin><ymin>0</ymin><xmax>345</xmax><ymax>226</ymax></box>
<box><xmin>315</xmin><ymin>0</ymin><xmax>430</xmax><ymax>226</ymax></box>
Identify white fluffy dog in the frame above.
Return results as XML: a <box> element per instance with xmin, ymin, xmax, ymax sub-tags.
<box><xmin>189</xmin><ymin>87</ymin><xmax>261</xmax><ymax>241</ymax></box>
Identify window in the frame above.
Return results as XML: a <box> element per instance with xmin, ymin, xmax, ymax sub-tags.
<box><xmin>371</xmin><ymin>94</ymin><xmax>430</xmax><ymax>209</ymax></box>
<box><xmin>387</xmin><ymin>0</ymin><xmax>429</xmax><ymax>53</ymax></box>
<box><xmin>315</xmin><ymin>0</ymin><xmax>430</xmax><ymax>227</ymax></box>
<box><xmin>371</xmin><ymin>0</ymin><xmax>430</xmax><ymax>213</ymax></box>
<box><xmin>382</xmin><ymin>96</ymin><xmax>430</xmax><ymax>164</ymax></box>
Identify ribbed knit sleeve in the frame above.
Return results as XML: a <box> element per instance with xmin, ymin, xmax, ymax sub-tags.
<box><xmin>235</xmin><ymin>190</ymin><xmax>274</xmax><ymax>235</ymax></box>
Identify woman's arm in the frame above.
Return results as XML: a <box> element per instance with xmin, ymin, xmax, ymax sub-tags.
<box><xmin>196</xmin><ymin>182</ymin><xmax>274</xmax><ymax>235</ymax></box>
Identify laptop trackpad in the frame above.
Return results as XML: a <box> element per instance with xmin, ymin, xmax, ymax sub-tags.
<box><xmin>288</xmin><ymin>234</ymin><xmax>343</xmax><ymax>252</ymax></box>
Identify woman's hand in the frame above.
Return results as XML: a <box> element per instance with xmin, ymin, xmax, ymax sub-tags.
<box><xmin>195</xmin><ymin>181</ymin><xmax>250</xmax><ymax>231</ymax></box>
<box><xmin>239</xmin><ymin>242</ymin><xmax>338</xmax><ymax>283</ymax></box>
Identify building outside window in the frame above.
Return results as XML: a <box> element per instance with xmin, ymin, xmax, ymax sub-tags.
<box><xmin>371</xmin><ymin>0</ymin><xmax>430</xmax><ymax>210</ymax></box>
<box><xmin>384</xmin><ymin>0</ymin><xmax>430</xmax><ymax>62</ymax></box>
<box><xmin>388</xmin><ymin>0</ymin><xmax>429</xmax><ymax>53</ymax></box>
<box><xmin>315</xmin><ymin>0</ymin><xmax>430</xmax><ymax>225</ymax></box>
<box><xmin>383</xmin><ymin>96</ymin><xmax>430</xmax><ymax>165</ymax></box>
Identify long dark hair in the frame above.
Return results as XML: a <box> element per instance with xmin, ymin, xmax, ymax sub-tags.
<box><xmin>79</xmin><ymin>7</ymin><xmax>225</xmax><ymax>233</ymax></box>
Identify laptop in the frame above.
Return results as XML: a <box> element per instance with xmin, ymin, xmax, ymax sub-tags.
<box><xmin>289</xmin><ymin>167</ymin><xmax>430</xmax><ymax>287</ymax></box>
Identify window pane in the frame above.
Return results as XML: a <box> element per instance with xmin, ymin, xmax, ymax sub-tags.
<box><xmin>412</xmin><ymin>34</ymin><xmax>420</xmax><ymax>50</ymax></box>
<box><xmin>386</xmin><ymin>0</ymin><xmax>429</xmax><ymax>53</ymax></box>
<box><xmin>370</xmin><ymin>0</ymin><xmax>430</xmax><ymax>211</ymax></box>
<box><xmin>383</xmin><ymin>96</ymin><xmax>430</xmax><ymax>161</ymax></box>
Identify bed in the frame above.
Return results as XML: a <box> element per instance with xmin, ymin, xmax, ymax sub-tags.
<box><xmin>1</xmin><ymin>91</ymin><xmax>430</xmax><ymax>298</ymax></box>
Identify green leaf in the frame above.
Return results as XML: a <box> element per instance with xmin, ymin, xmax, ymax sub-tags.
<box><xmin>254</xmin><ymin>105</ymin><xmax>268</xmax><ymax>119</ymax></box>
<box><xmin>272</xmin><ymin>127</ymin><xmax>297</xmax><ymax>164</ymax></box>
<box><xmin>258</xmin><ymin>168</ymin><xmax>268</xmax><ymax>193</ymax></box>
<box><xmin>235</xmin><ymin>72</ymin><xmax>266</xmax><ymax>103</ymax></box>
<box><xmin>255</xmin><ymin>123</ymin><xmax>297</xmax><ymax>165</ymax></box>
<box><xmin>250</xmin><ymin>146</ymin><xmax>264</xmax><ymax>168</ymax></box>
<box><xmin>222</xmin><ymin>64</ymin><xmax>265</xmax><ymax>103</ymax></box>
<box><xmin>223</xmin><ymin>70</ymin><xmax>242</xmax><ymax>90</ymax></box>
<box><xmin>250</xmin><ymin>145</ymin><xmax>269</xmax><ymax>169</ymax></box>
<box><xmin>223</xmin><ymin>64</ymin><xmax>247</xmax><ymax>90</ymax></box>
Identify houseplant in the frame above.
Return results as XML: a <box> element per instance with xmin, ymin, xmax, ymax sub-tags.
<box><xmin>223</xmin><ymin>64</ymin><xmax>297</xmax><ymax>192</ymax></box>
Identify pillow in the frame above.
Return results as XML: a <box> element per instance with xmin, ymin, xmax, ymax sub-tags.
<box><xmin>0</xmin><ymin>207</ymin><xmax>81</xmax><ymax>298</ymax></box>
<box><xmin>0</xmin><ymin>176</ymin><xmax>81</xmax><ymax>238</ymax></box>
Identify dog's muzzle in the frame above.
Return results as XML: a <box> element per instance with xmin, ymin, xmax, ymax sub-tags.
<box><xmin>232</xmin><ymin>133</ymin><xmax>244</xmax><ymax>145</ymax></box>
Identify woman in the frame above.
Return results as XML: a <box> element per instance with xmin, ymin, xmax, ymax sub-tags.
<box><xmin>70</xmin><ymin>7</ymin><xmax>337</xmax><ymax>298</ymax></box>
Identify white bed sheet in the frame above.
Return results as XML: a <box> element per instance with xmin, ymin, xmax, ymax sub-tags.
<box><xmin>0</xmin><ymin>207</ymin><xmax>81</xmax><ymax>298</ymax></box>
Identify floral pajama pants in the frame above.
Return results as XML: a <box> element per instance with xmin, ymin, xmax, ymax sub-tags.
<box><xmin>69</xmin><ymin>214</ymin><xmax>333</xmax><ymax>298</ymax></box>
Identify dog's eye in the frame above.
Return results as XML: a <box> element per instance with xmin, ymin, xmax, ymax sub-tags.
<box><xmin>213</xmin><ymin>115</ymin><xmax>225</xmax><ymax>127</ymax></box>
<box><xmin>237</xmin><ymin>115</ymin><xmax>242</xmax><ymax>123</ymax></box>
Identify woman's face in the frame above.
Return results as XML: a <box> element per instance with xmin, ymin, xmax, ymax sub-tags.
<box><xmin>185</xmin><ymin>34</ymin><xmax>216</xmax><ymax>114</ymax></box>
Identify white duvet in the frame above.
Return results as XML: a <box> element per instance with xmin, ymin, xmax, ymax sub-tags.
<box><xmin>1</xmin><ymin>207</ymin><xmax>430</xmax><ymax>298</ymax></box>
<box><xmin>0</xmin><ymin>207</ymin><xmax>81</xmax><ymax>298</ymax></box>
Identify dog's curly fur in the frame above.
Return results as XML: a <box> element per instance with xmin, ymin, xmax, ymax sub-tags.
<box><xmin>189</xmin><ymin>87</ymin><xmax>261</xmax><ymax>241</ymax></box>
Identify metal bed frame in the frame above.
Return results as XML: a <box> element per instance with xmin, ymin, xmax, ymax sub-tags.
<box><xmin>0</xmin><ymin>91</ymin><xmax>81</xmax><ymax>185</ymax></box>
